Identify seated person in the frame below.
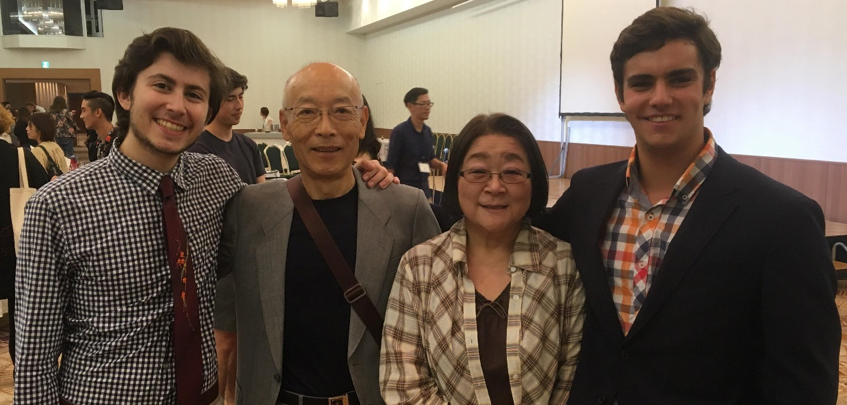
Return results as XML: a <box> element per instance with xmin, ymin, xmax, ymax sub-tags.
<box><xmin>381</xmin><ymin>113</ymin><xmax>586</xmax><ymax>404</ymax></box>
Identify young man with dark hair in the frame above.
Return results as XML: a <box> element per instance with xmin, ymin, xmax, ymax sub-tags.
<box><xmin>16</xmin><ymin>28</ymin><xmax>394</xmax><ymax>405</ymax></box>
<box><xmin>15</xmin><ymin>27</ymin><xmax>239</xmax><ymax>405</ymax></box>
<box><xmin>80</xmin><ymin>90</ymin><xmax>118</xmax><ymax>162</ymax></box>
<box><xmin>541</xmin><ymin>7</ymin><xmax>839</xmax><ymax>404</ymax></box>
<box><xmin>385</xmin><ymin>87</ymin><xmax>447</xmax><ymax>198</ymax></box>
<box><xmin>187</xmin><ymin>67</ymin><xmax>265</xmax><ymax>405</ymax></box>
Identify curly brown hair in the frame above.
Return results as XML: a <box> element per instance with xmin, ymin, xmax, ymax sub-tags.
<box><xmin>0</xmin><ymin>107</ymin><xmax>14</xmax><ymax>134</ymax></box>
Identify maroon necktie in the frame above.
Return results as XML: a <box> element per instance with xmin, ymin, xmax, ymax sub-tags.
<box><xmin>159</xmin><ymin>175</ymin><xmax>204</xmax><ymax>405</ymax></box>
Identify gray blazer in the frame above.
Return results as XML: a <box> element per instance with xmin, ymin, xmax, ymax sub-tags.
<box><xmin>218</xmin><ymin>170</ymin><xmax>441</xmax><ymax>405</ymax></box>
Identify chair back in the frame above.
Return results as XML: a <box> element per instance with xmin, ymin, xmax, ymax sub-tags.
<box><xmin>257</xmin><ymin>143</ymin><xmax>270</xmax><ymax>169</ymax></box>
<box><xmin>283</xmin><ymin>144</ymin><xmax>299</xmax><ymax>172</ymax></box>
<box><xmin>265</xmin><ymin>144</ymin><xmax>288</xmax><ymax>173</ymax></box>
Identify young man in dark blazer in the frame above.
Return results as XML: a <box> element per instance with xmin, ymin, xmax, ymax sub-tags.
<box><xmin>541</xmin><ymin>7</ymin><xmax>840</xmax><ymax>404</ymax></box>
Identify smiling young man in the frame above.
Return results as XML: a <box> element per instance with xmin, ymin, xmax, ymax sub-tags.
<box><xmin>216</xmin><ymin>62</ymin><xmax>440</xmax><ymax>405</ymax></box>
<box><xmin>541</xmin><ymin>7</ymin><xmax>839</xmax><ymax>404</ymax></box>
<box><xmin>14</xmin><ymin>28</ymin><xmax>240</xmax><ymax>405</ymax></box>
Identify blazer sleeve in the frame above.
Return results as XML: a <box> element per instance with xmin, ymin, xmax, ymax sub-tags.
<box><xmin>535</xmin><ymin>170</ymin><xmax>583</xmax><ymax>242</ymax></box>
<box><xmin>411</xmin><ymin>189</ymin><xmax>441</xmax><ymax>245</ymax></box>
<box><xmin>217</xmin><ymin>191</ymin><xmax>240</xmax><ymax>280</ymax></box>
<box><xmin>758</xmin><ymin>195</ymin><xmax>840</xmax><ymax>404</ymax></box>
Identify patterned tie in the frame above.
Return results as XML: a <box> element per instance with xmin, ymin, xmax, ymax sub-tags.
<box><xmin>159</xmin><ymin>175</ymin><xmax>204</xmax><ymax>405</ymax></box>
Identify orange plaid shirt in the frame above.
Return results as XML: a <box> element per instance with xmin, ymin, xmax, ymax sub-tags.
<box><xmin>602</xmin><ymin>130</ymin><xmax>717</xmax><ymax>334</ymax></box>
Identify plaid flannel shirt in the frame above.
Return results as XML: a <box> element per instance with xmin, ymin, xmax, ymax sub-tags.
<box><xmin>602</xmin><ymin>130</ymin><xmax>717</xmax><ymax>334</ymax></box>
<box><xmin>381</xmin><ymin>218</ymin><xmax>585</xmax><ymax>405</ymax></box>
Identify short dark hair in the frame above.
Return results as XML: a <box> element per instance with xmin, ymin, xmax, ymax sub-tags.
<box><xmin>29</xmin><ymin>112</ymin><xmax>57</xmax><ymax>142</ymax></box>
<box><xmin>1</xmin><ymin>101</ymin><xmax>10</xmax><ymax>108</ymax></box>
<box><xmin>25</xmin><ymin>102</ymin><xmax>35</xmax><ymax>108</ymax></box>
<box><xmin>358</xmin><ymin>95</ymin><xmax>381</xmax><ymax>159</ymax></box>
<box><xmin>17</xmin><ymin>106</ymin><xmax>31</xmax><ymax>122</ymax></box>
<box><xmin>112</xmin><ymin>27</ymin><xmax>229</xmax><ymax>134</ymax></box>
<box><xmin>403</xmin><ymin>87</ymin><xmax>428</xmax><ymax>105</ymax></box>
<box><xmin>611</xmin><ymin>7</ymin><xmax>721</xmax><ymax>115</ymax></box>
<box><xmin>228</xmin><ymin>68</ymin><xmax>248</xmax><ymax>92</ymax></box>
<box><xmin>260</xmin><ymin>107</ymin><xmax>270</xmax><ymax>117</ymax></box>
<box><xmin>48</xmin><ymin>96</ymin><xmax>68</xmax><ymax>114</ymax></box>
<box><xmin>442</xmin><ymin>113</ymin><xmax>549</xmax><ymax>219</ymax></box>
<box><xmin>82</xmin><ymin>90</ymin><xmax>116</xmax><ymax>121</ymax></box>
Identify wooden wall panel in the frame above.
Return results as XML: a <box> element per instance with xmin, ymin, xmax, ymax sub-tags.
<box><xmin>0</xmin><ymin>68</ymin><xmax>101</xmax><ymax>103</ymax></box>
<box><xmin>563</xmin><ymin>143</ymin><xmax>631</xmax><ymax>178</ymax></box>
<box><xmin>826</xmin><ymin>164</ymin><xmax>847</xmax><ymax>224</ymax></box>
<box><xmin>538</xmin><ymin>141</ymin><xmax>562</xmax><ymax>175</ymax></box>
<box><xmin>754</xmin><ymin>157</ymin><xmax>830</xmax><ymax>208</ymax></box>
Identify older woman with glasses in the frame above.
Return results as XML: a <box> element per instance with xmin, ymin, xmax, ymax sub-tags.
<box><xmin>381</xmin><ymin>113</ymin><xmax>585</xmax><ymax>404</ymax></box>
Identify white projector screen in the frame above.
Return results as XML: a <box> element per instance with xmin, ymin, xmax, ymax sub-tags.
<box><xmin>559</xmin><ymin>0</ymin><xmax>657</xmax><ymax>115</ymax></box>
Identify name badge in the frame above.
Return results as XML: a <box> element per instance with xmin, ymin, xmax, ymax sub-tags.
<box><xmin>418</xmin><ymin>162</ymin><xmax>431</xmax><ymax>173</ymax></box>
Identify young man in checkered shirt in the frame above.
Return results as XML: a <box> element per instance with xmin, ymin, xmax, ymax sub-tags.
<box><xmin>542</xmin><ymin>7</ymin><xmax>839</xmax><ymax>405</ymax></box>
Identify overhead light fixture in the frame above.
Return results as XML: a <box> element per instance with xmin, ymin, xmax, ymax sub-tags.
<box><xmin>291</xmin><ymin>0</ymin><xmax>317</xmax><ymax>8</ymax></box>
<box><xmin>273</xmin><ymin>0</ymin><xmax>316</xmax><ymax>8</ymax></box>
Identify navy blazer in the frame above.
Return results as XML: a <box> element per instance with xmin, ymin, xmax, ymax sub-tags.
<box><xmin>540</xmin><ymin>147</ymin><xmax>840</xmax><ymax>405</ymax></box>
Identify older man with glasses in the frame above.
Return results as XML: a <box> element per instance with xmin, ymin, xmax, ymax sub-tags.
<box><xmin>385</xmin><ymin>87</ymin><xmax>447</xmax><ymax>199</ymax></box>
<box><xmin>216</xmin><ymin>62</ymin><xmax>440</xmax><ymax>405</ymax></box>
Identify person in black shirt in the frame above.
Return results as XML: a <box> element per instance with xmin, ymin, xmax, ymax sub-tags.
<box><xmin>79</xmin><ymin>91</ymin><xmax>118</xmax><ymax>162</ymax></box>
<box><xmin>188</xmin><ymin>67</ymin><xmax>265</xmax><ymax>404</ymax></box>
<box><xmin>217</xmin><ymin>62</ymin><xmax>440</xmax><ymax>405</ymax></box>
<box><xmin>0</xmin><ymin>139</ymin><xmax>49</xmax><ymax>367</ymax></box>
<box><xmin>14</xmin><ymin>107</ymin><xmax>34</xmax><ymax>148</ymax></box>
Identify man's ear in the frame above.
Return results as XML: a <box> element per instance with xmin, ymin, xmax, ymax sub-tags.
<box><xmin>280</xmin><ymin>108</ymin><xmax>291</xmax><ymax>141</ymax></box>
<box><xmin>359</xmin><ymin>106</ymin><xmax>369</xmax><ymax>140</ymax></box>
<box><xmin>117</xmin><ymin>90</ymin><xmax>132</xmax><ymax>112</ymax></box>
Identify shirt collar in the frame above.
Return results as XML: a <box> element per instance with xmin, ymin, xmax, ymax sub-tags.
<box><xmin>449</xmin><ymin>217</ymin><xmax>540</xmax><ymax>275</ymax></box>
<box><xmin>625</xmin><ymin>128</ymin><xmax>718</xmax><ymax>204</ymax></box>
<box><xmin>108</xmin><ymin>137</ymin><xmax>190</xmax><ymax>196</ymax></box>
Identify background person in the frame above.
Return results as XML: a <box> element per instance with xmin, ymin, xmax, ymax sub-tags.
<box><xmin>49</xmin><ymin>96</ymin><xmax>80</xmax><ymax>158</ymax></box>
<box><xmin>27</xmin><ymin>112</ymin><xmax>68</xmax><ymax>177</ymax></box>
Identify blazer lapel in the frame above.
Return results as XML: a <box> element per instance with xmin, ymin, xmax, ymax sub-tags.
<box><xmin>577</xmin><ymin>164</ymin><xmax>629</xmax><ymax>341</ymax></box>
<box><xmin>256</xmin><ymin>182</ymin><xmax>294</xmax><ymax>370</ymax></box>
<box><xmin>626</xmin><ymin>149</ymin><xmax>741</xmax><ymax>339</ymax></box>
<box><xmin>348</xmin><ymin>172</ymin><xmax>392</xmax><ymax>356</ymax></box>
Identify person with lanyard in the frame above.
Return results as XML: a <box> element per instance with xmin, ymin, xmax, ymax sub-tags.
<box><xmin>79</xmin><ymin>90</ymin><xmax>119</xmax><ymax>162</ymax></box>
<box><xmin>539</xmin><ymin>7</ymin><xmax>840</xmax><ymax>404</ymax></box>
<box><xmin>385</xmin><ymin>87</ymin><xmax>447</xmax><ymax>199</ymax></box>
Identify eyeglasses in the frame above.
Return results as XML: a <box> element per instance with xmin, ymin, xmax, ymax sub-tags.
<box><xmin>459</xmin><ymin>168</ymin><xmax>532</xmax><ymax>184</ymax></box>
<box><xmin>282</xmin><ymin>105</ymin><xmax>364</xmax><ymax>124</ymax></box>
<box><xmin>412</xmin><ymin>101</ymin><xmax>434</xmax><ymax>107</ymax></box>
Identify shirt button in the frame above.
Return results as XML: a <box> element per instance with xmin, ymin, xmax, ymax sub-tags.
<box><xmin>512</xmin><ymin>374</ymin><xmax>520</xmax><ymax>380</ymax></box>
<box><xmin>508</xmin><ymin>266</ymin><xmax>517</xmax><ymax>273</ymax></box>
<box><xmin>646</xmin><ymin>213</ymin><xmax>654</xmax><ymax>220</ymax></box>
<box><xmin>682</xmin><ymin>194</ymin><xmax>689</xmax><ymax>201</ymax></box>
<box><xmin>512</xmin><ymin>294</ymin><xmax>520</xmax><ymax>301</ymax></box>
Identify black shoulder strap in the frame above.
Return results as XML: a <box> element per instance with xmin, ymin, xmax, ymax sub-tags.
<box><xmin>286</xmin><ymin>176</ymin><xmax>384</xmax><ymax>343</ymax></box>
<box><xmin>37</xmin><ymin>145</ymin><xmax>63</xmax><ymax>175</ymax></box>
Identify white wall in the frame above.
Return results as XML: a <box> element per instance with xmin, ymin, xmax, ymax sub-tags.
<box><xmin>0</xmin><ymin>0</ymin><xmax>365</xmax><ymax>130</ymax></box>
<box><xmin>359</xmin><ymin>0</ymin><xmax>565</xmax><ymax>142</ymax></box>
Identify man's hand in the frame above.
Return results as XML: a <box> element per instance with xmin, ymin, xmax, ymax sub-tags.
<box><xmin>355</xmin><ymin>159</ymin><xmax>399</xmax><ymax>189</ymax></box>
